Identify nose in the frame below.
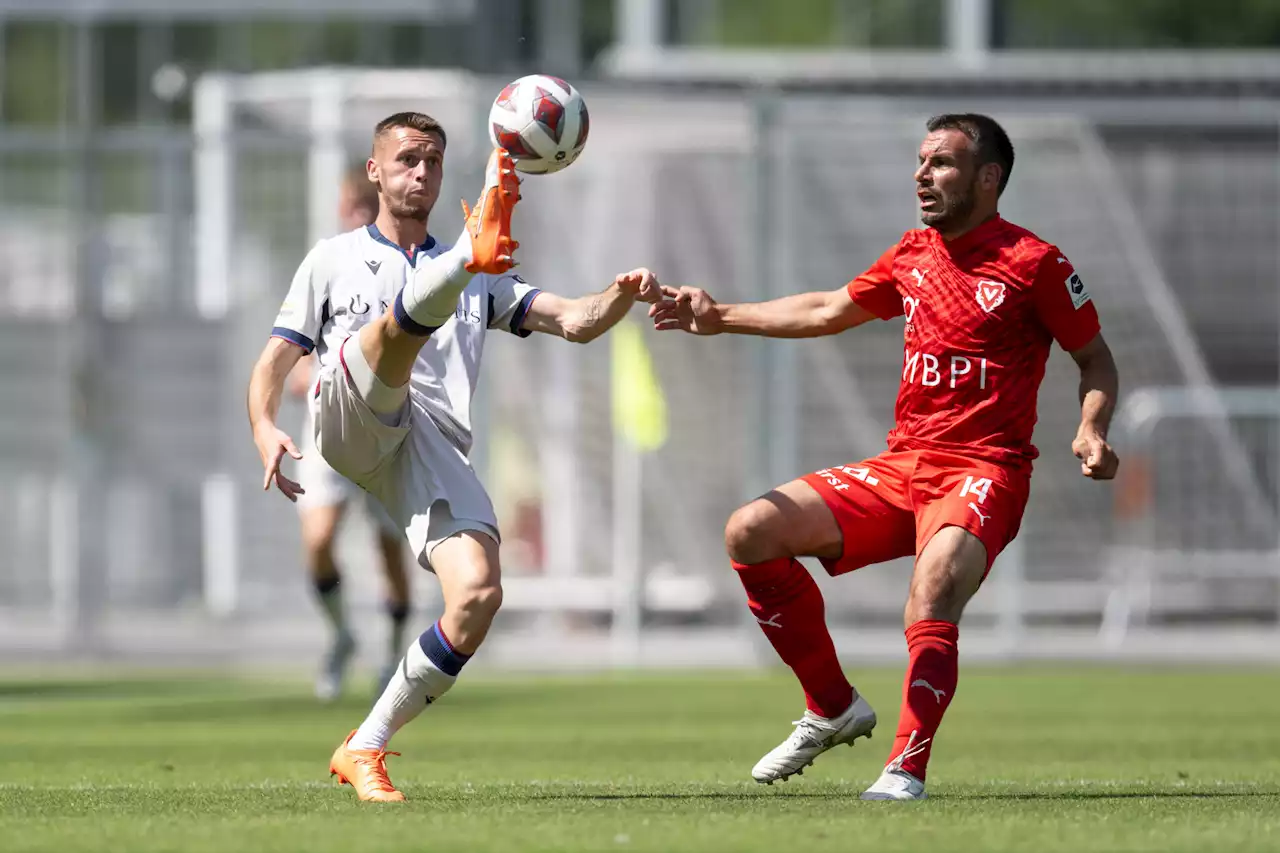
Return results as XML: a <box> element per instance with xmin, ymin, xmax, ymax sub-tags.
<box><xmin>914</xmin><ymin>162</ymin><xmax>930</xmax><ymax>184</ymax></box>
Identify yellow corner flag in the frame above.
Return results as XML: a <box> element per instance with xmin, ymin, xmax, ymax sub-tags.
<box><xmin>611</xmin><ymin>319</ymin><xmax>668</xmax><ymax>452</ymax></box>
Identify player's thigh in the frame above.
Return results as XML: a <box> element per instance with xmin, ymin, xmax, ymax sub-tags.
<box><xmin>298</xmin><ymin>501</ymin><xmax>346</xmax><ymax>554</ymax></box>
<box><xmin>724</xmin><ymin>479</ymin><xmax>847</xmax><ymax>564</ymax></box>
<box><xmin>313</xmin><ymin>344</ymin><xmax>410</xmax><ymax>486</ymax></box>
<box><xmin>793</xmin><ymin>458</ymin><xmax>917</xmax><ymax>575</ymax></box>
<box><xmin>913</xmin><ymin>455</ymin><xmax>1031</xmax><ymax>579</ymax></box>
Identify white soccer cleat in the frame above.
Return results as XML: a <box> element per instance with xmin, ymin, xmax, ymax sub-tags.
<box><xmin>861</xmin><ymin>729</ymin><xmax>929</xmax><ymax>801</ymax></box>
<box><xmin>751</xmin><ymin>695</ymin><xmax>877</xmax><ymax>784</ymax></box>
<box><xmin>860</xmin><ymin>768</ymin><xmax>927</xmax><ymax>800</ymax></box>
<box><xmin>314</xmin><ymin>630</ymin><xmax>356</xmax><ymax>703</ymax></box>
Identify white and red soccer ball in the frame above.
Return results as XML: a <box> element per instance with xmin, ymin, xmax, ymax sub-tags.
<box><xmin>487</xmin><ymin>75</ymin><xmax>589</xmax><ymax>175</ymax></box>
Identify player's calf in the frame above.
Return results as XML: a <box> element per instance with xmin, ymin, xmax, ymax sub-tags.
<box><xmin>342</xmin><ymin>530</ymin><xmax>501</xmax><ymax>765</ymax></box>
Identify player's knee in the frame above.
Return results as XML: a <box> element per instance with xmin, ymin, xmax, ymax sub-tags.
<box><xmin>906</xmin><ymin>540</ymin><xmax>985</xmax><ymax>623</ymax></box>
<box><xmin>301</xmin><ymin>526</ymin><xmax>338</xmax><ymax>565</ymax></box>
<box><xmin>453</xmin><ymin>578</ymin><xmax>504</xmax><ymax>624</ymax></box>
<box><xmin>905</xmin><ymin>577</ymin><xmax>962</xmax><ymax>624</ymax></box>
<box><xmin>724</xmin><ymin>501</ymin><xmax>784</xmax><ymax>565</ymax></box>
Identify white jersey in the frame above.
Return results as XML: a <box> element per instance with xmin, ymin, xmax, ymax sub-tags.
<box><xmin>271</xmin><ymin>224</ymin><xmax>540</xmax><ymax>456</ymax></box>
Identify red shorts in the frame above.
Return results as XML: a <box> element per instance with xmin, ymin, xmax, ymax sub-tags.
<box><xmin>800</xmin><ymin>448</ymin><xmax>1031</xmax><ymax>578</ymax></box>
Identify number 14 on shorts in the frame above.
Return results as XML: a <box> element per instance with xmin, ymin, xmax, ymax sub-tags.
<box><xmin>958</xmin><ymin>475</ymin><xmax>993</xmax><ymax>504</ymax></box>
<box><xmin>959</xmin><ymin>475</ymin><xmax>995</xmax><ymax>526</ymax></box>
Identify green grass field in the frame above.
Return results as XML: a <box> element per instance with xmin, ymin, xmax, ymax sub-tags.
<box><xmin>3</xmin><ymin>666</ymin><xmax>1280</xmax><ymax>852</ymax></box>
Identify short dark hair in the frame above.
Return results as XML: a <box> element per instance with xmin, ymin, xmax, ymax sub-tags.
<box><xmin>926</xmin><ymin>113</ymin><xmax>1014</xmax><ymax>195</ymax></box>
<box><xmin>373</xmin><ymin>111</ymin><xmax>447</xmax><ymax>151</ymax></box>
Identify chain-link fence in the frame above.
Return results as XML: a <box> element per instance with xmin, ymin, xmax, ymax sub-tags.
<box><xmin>0</xmin><ymin>66</ymin><xmax>1276</xmax><ymax>665</ymax></box>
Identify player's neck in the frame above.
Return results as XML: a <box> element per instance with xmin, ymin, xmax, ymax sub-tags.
<box><xmin>936</xmin><ymin>210</ymin><xmax>999</xmax><ymax>243</ymax></box>
<box><xmin>372</xmin><ymin>212</ymin><xmax>430</xmax><ymax>252</ymax></box>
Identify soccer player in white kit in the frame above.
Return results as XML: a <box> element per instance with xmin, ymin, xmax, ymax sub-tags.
<box><xmin>286</xmin><ymin>166</ymin><xmax>412</xmax><ymax>703</ymax></box>
<box><xmin>246</xmin><ymin>112</ymin><xmax>665</xmax><ymax>802</ymax></box>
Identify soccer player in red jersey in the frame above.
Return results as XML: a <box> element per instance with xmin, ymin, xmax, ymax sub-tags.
<box><xmin>650</xmin><ymin>114</ymin><xmax>1119</xmax><ymax>800</ymax></box>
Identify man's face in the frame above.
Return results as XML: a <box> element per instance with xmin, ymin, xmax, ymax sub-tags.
<box><xmin>914</xmin><ymin>128</ymin><xmax>989</xmax><ymax>230</ymax></box>
<box><xmin>368</xmin><ymin>127</ymin><xmax>444</xmax><ymax>222</ymax></box>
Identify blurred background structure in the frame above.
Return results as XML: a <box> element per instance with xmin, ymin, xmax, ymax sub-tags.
<box><xmin>0</xmin><ymin>0</ymin><xmax>1276</xmax><ymax>669</ymax></box>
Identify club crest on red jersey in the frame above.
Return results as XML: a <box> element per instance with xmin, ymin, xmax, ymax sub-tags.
<box><xmin>975</xmin><ymin>280</ymin><xmax>1006</xmax><ymax>313</ymax></box>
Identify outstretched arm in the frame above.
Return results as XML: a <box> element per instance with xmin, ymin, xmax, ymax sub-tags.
<box><xmin>649</xmin><ymin>285</ymin><xmax>877</xmax><ymax>338</ymax></box>
<box><xmin>1068</xmin><ymin>332</ymin><xmax>1120</xmax><ymax>480</ymax></box>
<box><xmin>247</xmin><ymin>336</ymin><xmax>307</xmax><ymax>501</ymax></box>
<box><xmin>520</xmin><ymin>268</ymin><xmax>665</xmax><ymax>343</ymax></box>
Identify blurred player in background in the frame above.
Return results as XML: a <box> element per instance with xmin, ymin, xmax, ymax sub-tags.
<box><xmin>285</xmin><ymin>166</ymin><xmax>411</xmax><ymax>702</ymax></box>
<box><xmin>247</xmin><ymin>112</ymin><xmax>666</xmax><ymax>802</ymax></box>
<box><xmin>651</xmin><ymin>114</ymin><xmax>1120</xmax><ymax>801</ymax></box>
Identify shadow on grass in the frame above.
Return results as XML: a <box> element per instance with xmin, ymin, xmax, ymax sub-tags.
<box><xmin>946</xmin><ymin>790</ymin><xmax>1280</xmax><ymax>801</ymax></box>
<box><xmin>519</xmin><ymin>789</ymin><xmax>1280</xmax><ymax>802</ymax></box>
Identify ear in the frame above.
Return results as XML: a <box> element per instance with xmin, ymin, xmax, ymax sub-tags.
<box><xmin>978</xmin><ymin>162</ymin><xmax>1002</xmax><ymax>193</ymax></box>
<box><xmin>366</xmin><ymin>157</ymin><xmax>380</xmax><ymax>188</ymax></box>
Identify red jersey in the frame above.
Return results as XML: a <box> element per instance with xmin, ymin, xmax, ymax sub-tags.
<box><xmin>847</xmin><ymin>215</ymin><xmax>1100</xmax><ymax>464</ymax></box>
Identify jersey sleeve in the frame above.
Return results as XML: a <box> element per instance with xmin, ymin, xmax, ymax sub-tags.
<box><xmin>487</xmin><ymin>273</ymin><xmax>542</xmax><ymax>338</ymax></box>
<box><xmin>845</xmin><ymin>242</ymin><xmax>903</xmax><ymax>320</ymax></box>
<box><xmin>1031</xmin><ymin>250</ymin><xmax>1101</xmax><ymax>352</ymax></box>
<box><xmin>271</xmin><ymin>241</ymin><xmax>328</xmax><ymax>353</ymax></box>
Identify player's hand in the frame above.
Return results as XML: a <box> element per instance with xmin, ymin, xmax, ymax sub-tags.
<box><xmin>1072</xmin><ymin>430</ymin><xmax>1118</xmax><ymax>480</ymax></box>
<box><xmin>254</xmin><ymin>423</ymin><xmax>305</xmax><ymax>501</ymax></box>
<box><xmin>649</xmin><ymin>285</ymin><xmax>722</xmax><ymax>335</ymax></box>
<box><xmin>615</xmin><ymin>268</ymin><xmax>664</xmax><ymax>304</ymax></box>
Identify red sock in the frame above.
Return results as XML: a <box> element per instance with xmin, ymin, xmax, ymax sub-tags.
<box><xmin>734</xmin><ymin>558</ymin><xmax>852</xmax><ymax>718</ymax></box>
<box><xmin>887</xmin><ymin>619</ymin><xmax>959</xmax><ymax>781</ymax></box>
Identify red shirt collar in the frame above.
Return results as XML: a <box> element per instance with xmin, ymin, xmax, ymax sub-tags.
<box><xmin>929</xmin><ymin>214</ymin><xmax>1004</xmax><ymax>255</ymax></box>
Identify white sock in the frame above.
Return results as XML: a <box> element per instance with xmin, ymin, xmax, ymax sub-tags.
<box><xmin>348</xmin><ymin>622</ymin><xmax>470</xmax><ymax>751</ymax></box>
<box><xmin>393</xmin><ymin>234</ymin><xmax>475</xmax><ymax>332</ymax></box>
<box><xmin>339</xmin><ymin>335</ymin><xmax>408</xmax><ymax>422</ymax></box>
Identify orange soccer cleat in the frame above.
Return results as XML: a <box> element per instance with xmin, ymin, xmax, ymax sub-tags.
<box><xmin>460</xmin><ymin>147</ymin><xmax>521</xmax><ymax>275</ymax></box>
<box><xmin>329</xmin><ymin>730</ymin><xmax>406</xmax><ymax>803</ymax></box>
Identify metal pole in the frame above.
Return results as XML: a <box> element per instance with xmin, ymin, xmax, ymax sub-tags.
<box><xmin>610</xmin><ymin>438</ymin><xmax>643</xmax><ymax>665</ymax></box>
<box><xmin>307</xmin><ymin>69</ymin><xmax>344</xmax><ymax>247</ymax></box>
<box><xmin>536</xmin><ymin>0</ymin><xmax>583</xmax><ymax>76</ymax></box>
<box><xmin>616</xmin><ymin>0</ymin><xmax>662</xmax><ymax>53</ymax></box>
<box><xmin>68</xmin><ymin>18</ymin><xmax>107</xmax><ymax>651</ymax></box>
<box><xmin>947</xmin><ymin>0</ymin><xmax>991</xmax><ymax>69</ymax></box>
<box><xmin>193</xmin><ymin>74</ymin><xmax>232</xmax><ymax>319</ymax></box>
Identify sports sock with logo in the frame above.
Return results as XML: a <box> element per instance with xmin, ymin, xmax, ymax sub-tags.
<box><xmin>886</xmin><ymin>619</ymin><xmax>959</xmax><ymax>780</ymax></box>
<box><xmin>733</xmin><ymin>557</ymin><xmax>853</xmax><ymax>718</ymax></box>
<box><xmin>393</xmin><ymin>232</ymin><xmax>474</xmax><ymax>334</ymax></box>
<box><xmin>348</xmin><ymin>621</ymin><xmax>470</xmax><ymax>751</ymax></box>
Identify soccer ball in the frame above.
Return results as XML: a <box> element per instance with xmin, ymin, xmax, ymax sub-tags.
<box><xmin>487</xmin><ymin>75</ymin><xmax>589</xmax><ymax>175</ymax></box>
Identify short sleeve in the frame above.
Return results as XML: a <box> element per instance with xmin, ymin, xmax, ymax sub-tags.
<box><xmin>846</xmin><ymin>243</ymin><xmax>903</xmax><ymax>320</ymax></box>
<box><xmin>487</xmin><ymin>273</ymin><xmax>542</xmax><ymax>338</ymax></box>
<box><xmin>1031</xmin><ymin>250</ymin><xmax>1101</xmax><ymax>352</ymax></box>
<box><xmin>271</xmin><ymin>241</ymin><xmax>328</xmax><ymax>353</ymax></box>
